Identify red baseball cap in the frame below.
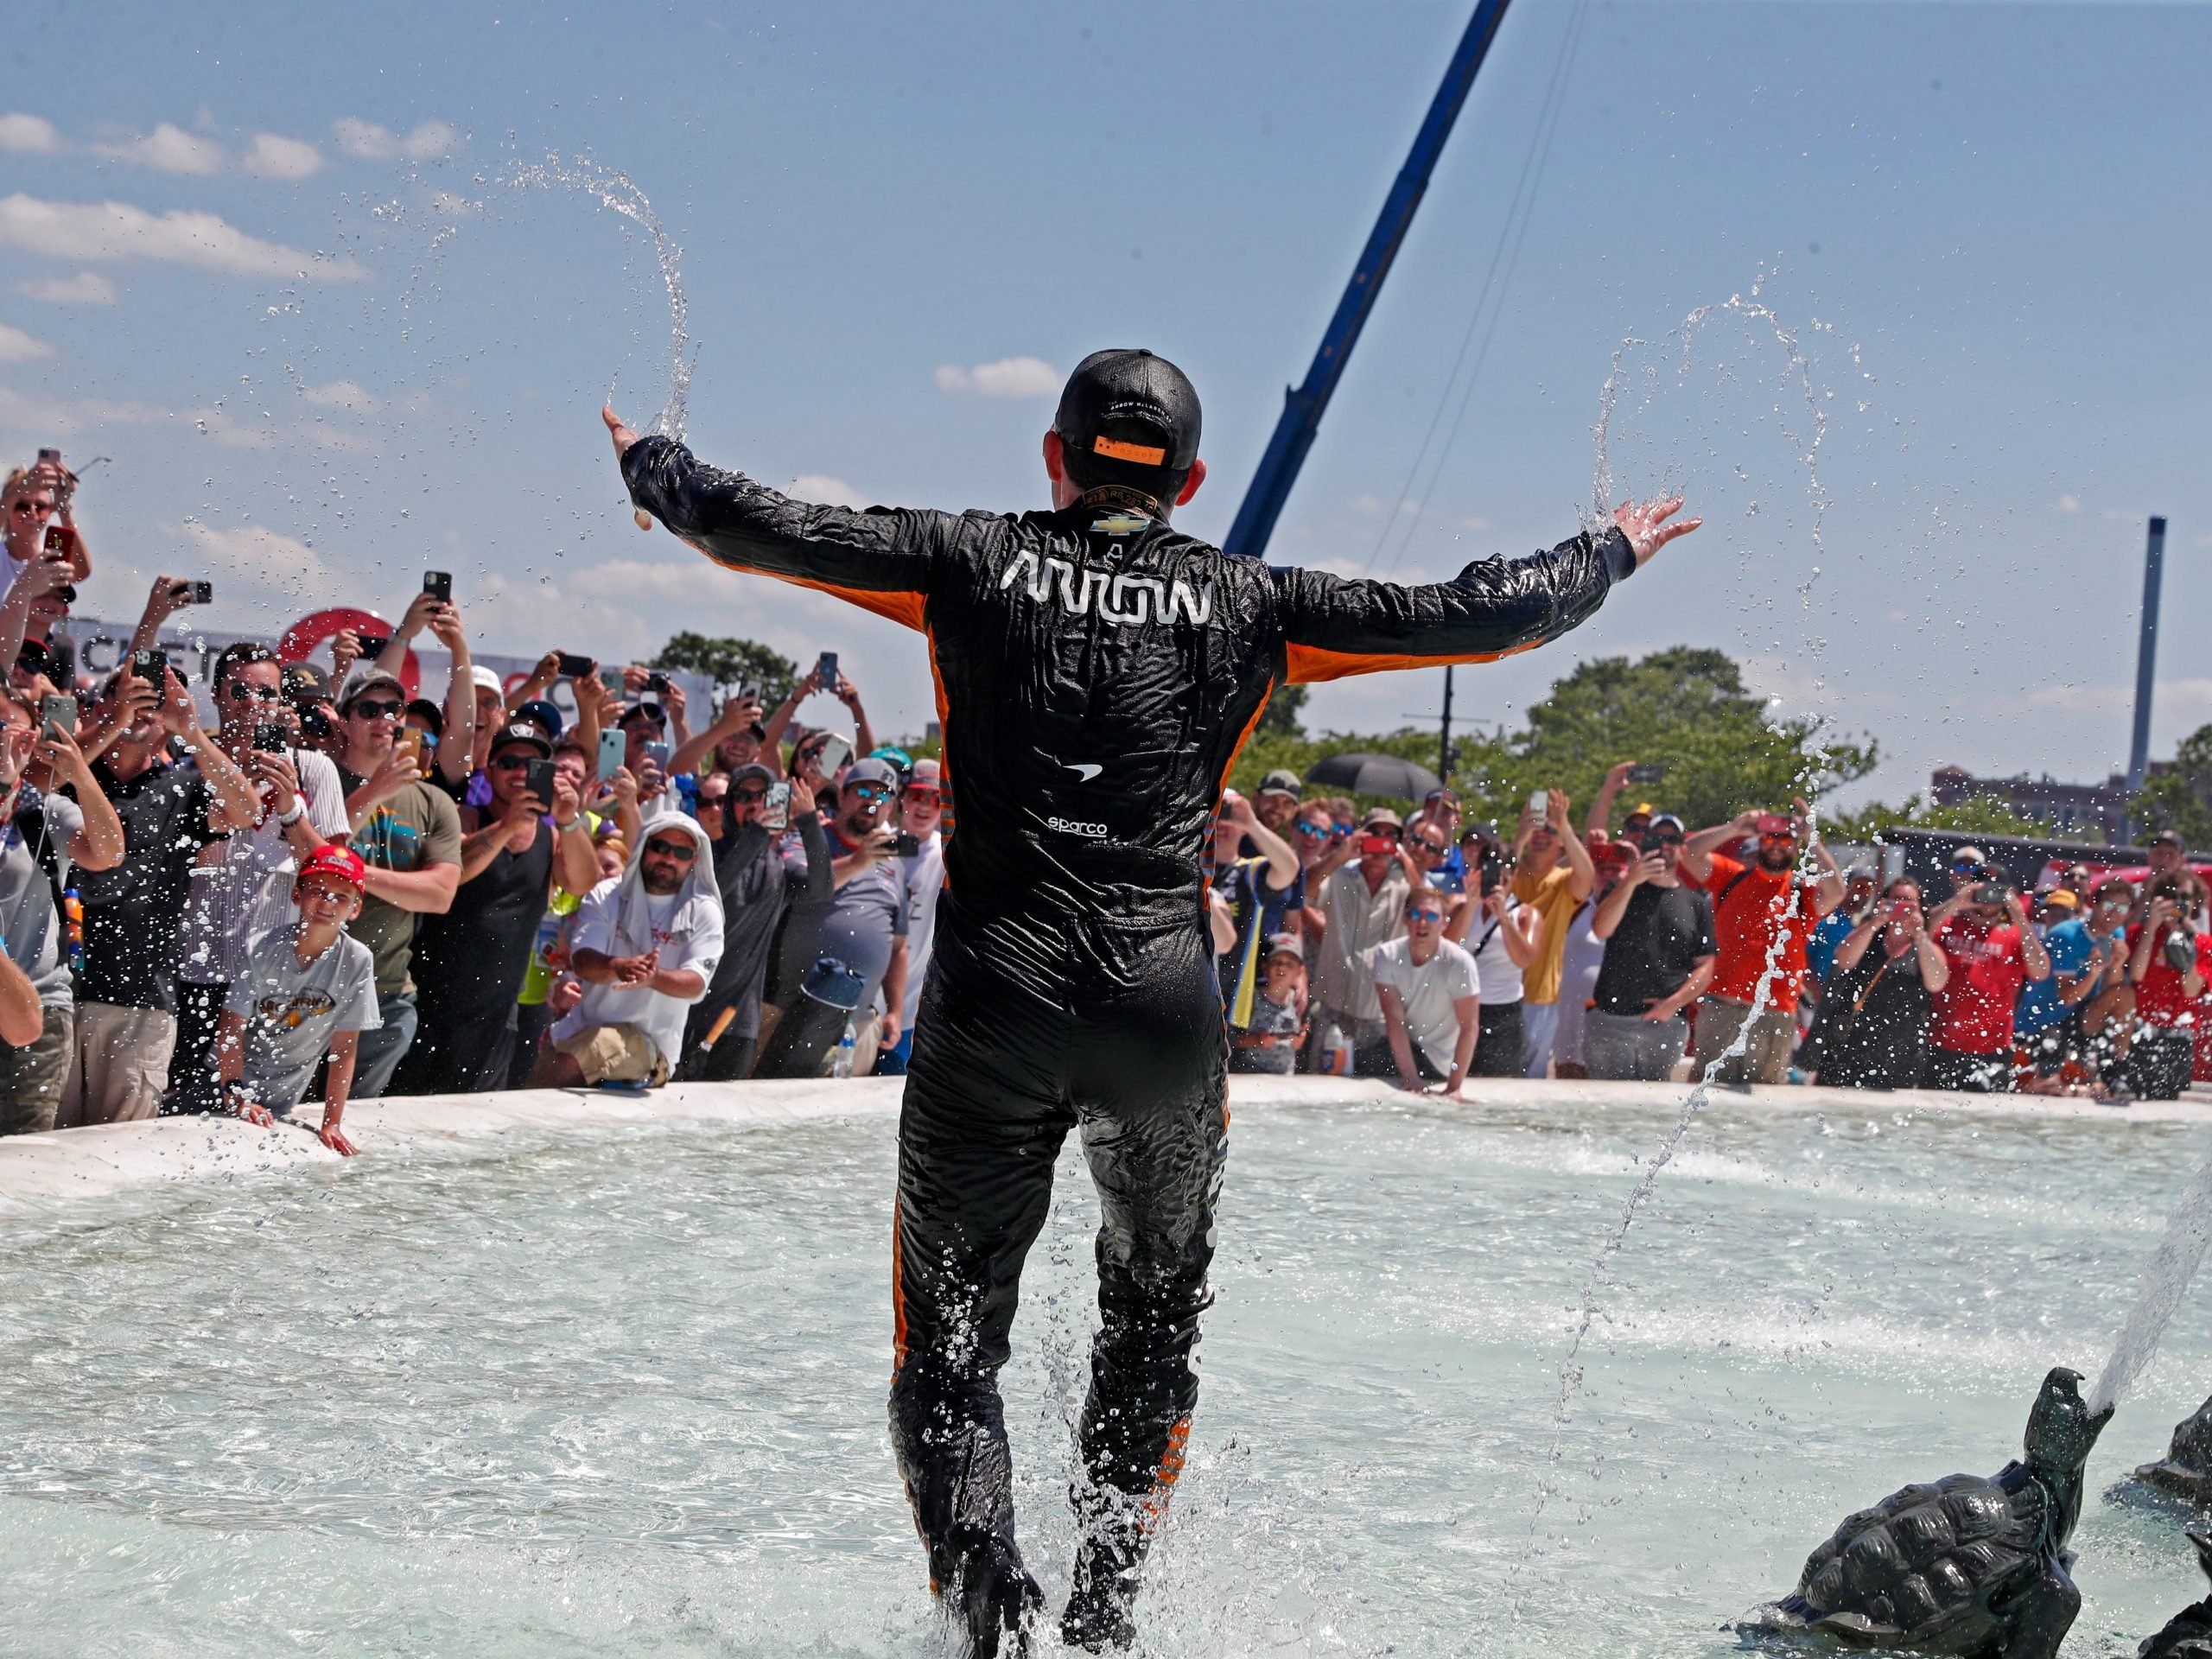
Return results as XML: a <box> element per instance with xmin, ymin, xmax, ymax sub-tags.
<box><xmin>297</xmin><ymin>845</ymin><xmax>369</xmax><ymax>893</ymax></box>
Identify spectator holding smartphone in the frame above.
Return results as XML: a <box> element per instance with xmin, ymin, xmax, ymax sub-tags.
<box><xmin>1447</xmin><ymin>834</ymin><xmax>1545</xmax><ymax>1079</ymax></box>
<box><xmin>670</xmin><ymin>690</ymin><xmax>771</xmax><ymax>781</ymax></box>
<box><xmin>1307</xmin><ymin>809</ymin><xmax>1411</xmax><ymax>1069</ymax></box>
<box><xmin>0</xmin><ymin>689</ymin><xmax>124</xmax><ymax>1135</ymax></box>
<box><xmin>58</xmin><ymin>658</ymin><xmax>257</xmax><ymax>1128</ymax></box>
<box><xmin>1509</xmin><ymin>787</ymin><xmax>1597</xmax><ymax>1077</ymax></box>
<box><xmin>1586</xmin><ymin>815</ymin><xmax>1715</xmax><ymax>1081</ymax></box>
<box><xmin>678</xmin><ymin>766</ymin><xmax>830</xmax><ymax>1082</ymax></box>
<box><xmin>2123</xmin><ymin>873</ymin><xmax>2212</xmax><ymax>1100</ymax></box>
<box><xmin>2</xmin><ymin>457</ymin><xmax>93</xmax><ymax>595</ymax></box>
<box><xmin>171</xmin><ymin>644</ymin><xmax>349</xmax><ymax>1105</ymax></box>
<box><xmin>876</xmin><ymin>757</ymin><xmax>946</xmax><ymax>1074</ymax></box>
<box><xmin>397</xmin><ymin>723</ymin><xmax>599</xmax><ymax>1093</ymax></box>
<box><xmin>332</xmin><ymin>671</ymin><xmax>464</xmax><ymax>1097</ymax></box>
<box><xmin>1922</xmin><ymin>872</ymin><xmax>2049</xmax><ymax>1092</ymax></box>
<box><xmin>213</xmin><ymin>845</ymin><xmax>378</xmax><ymax>1155</ymax></box>
<box><xmin>1210</xmin><ymin>788</ymin><xmax>1301</xmax><ymax>1034</ymax></box>
<box><xmin>762</xmin><ymin>662</ymin><xmax>875</xmax><ymax>768</ymax></box>
<box><xmin>369</xmin><ymin>588</ymin><xmax>481</xmax><ymax>791</ymax></box>
<box><xmin>1819</xmin><ymin>878</ymin><xmax>1950</xmax><ymax>1090</ymax></box>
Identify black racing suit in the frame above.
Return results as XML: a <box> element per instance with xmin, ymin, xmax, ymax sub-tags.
<box><xmin>623</xmin><ymin>438</ymin><xmax>1636</xmax><ymax>1649</ymax></box>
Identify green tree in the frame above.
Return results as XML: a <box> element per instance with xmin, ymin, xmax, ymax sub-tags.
<box><xmin>1821</xmin><ymin>791</ymin><xmax>2047</xmax><ymax>845</ymax></box>
<box><xmin>2135</xmin><ymin>721</ymin><xmax>2212</xmax><ymax>847</ymax></box>
<box><xmin>652</xmin><ymin>632</ymin><xmax>799</xmax><ymax>707</ymax></box>
<box><xmin>1255</xmin><ymin>682</ymin><xmax>1309</xmax><ymax>739</ymax></box>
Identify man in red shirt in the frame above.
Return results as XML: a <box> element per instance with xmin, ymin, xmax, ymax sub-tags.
<box><xmin>1681</xmin><ymin>803</ymin><xmax>1845</xmax><ymax>1083</ymax></box>
<box><xmin>2122</xmin><ymin>874</ymin><xmax>2211</xmax><ymax>1099</ymax></box>
<box><xmin>1923</xmin><ymin>873</ymin><xmax>2050</xmax><ymax>1091</ymax></box>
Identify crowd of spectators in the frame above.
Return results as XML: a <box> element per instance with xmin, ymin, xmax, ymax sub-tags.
<box><xmin>1</xmin><ymin>453</ymin><xmax>2206</xmax><ymax>1154</ymax></box>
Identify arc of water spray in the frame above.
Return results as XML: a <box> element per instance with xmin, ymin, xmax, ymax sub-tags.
<box><xmin>2090</xmin><ymin>1147</ymin><xmax>2212</xmax><ymax>1414</ymax></box>
<box><xmin>1508</xmin><ymin>289</ymin><xmax>1839</xmax><ymax>1614</ymax></box>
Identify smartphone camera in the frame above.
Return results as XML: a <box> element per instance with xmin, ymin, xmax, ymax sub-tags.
<box><xmin>251</xmin><ymin>721</ymin><xmax>289</xmax><ymax>753</ymax></box>
<box><xmin>556</xmin><ymin>652</ymin><xmax>594</xmax><ymax>679</ymax></box>
<box><xmin>893</xmin><ymin>830</ymin><xmax>922</xmax><ymax>859</ymax></box>
<box><xmin>130</xmin><ymin>648</ymin><xmax>168</xmax><ymax>681</ymax></box>
<box><xmin>520</xmin><ymin>757</ymin><xmax>557</xmax><ymax>809</ymax></box>
<box><xmin>423</xmin><ymin>570</ymin><xmax>452</xmax><ymax>605</ymax></box>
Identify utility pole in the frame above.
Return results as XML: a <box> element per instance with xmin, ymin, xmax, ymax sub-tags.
<box><xmin>1224</xmin><ymin>0</ymin><xmax>1515</xmax><ymax>560</ymax></box>
<box><xmin>2126</xmin><ymin>515</ymin><xmax>2169</xmax><ymax>838</ymax></box>
<box><xmin>1439</xmin><ymin>665</ymin><xmax>1455</xmax><ymax>785</ymax></box>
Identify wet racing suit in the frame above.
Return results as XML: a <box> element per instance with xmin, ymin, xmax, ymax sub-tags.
<box><xmin>623</xmin><ymin>437</ymin><xmax>1637</xmax><ymax>1650</ymax></box>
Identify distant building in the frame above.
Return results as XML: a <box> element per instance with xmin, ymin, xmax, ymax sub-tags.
<box><xmin>1928</xmin><ymin>766</ymin><xmax>2158</xmax><ymax>845</ymax></box>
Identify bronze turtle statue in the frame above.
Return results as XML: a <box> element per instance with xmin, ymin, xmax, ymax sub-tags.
<box><xmin>2137</xmin><ymin>1530</ymin><xmax>2212</xmax><ymax>1658</ymax></box>
<box><xmin>2138</xmin><ymin>1396</ymin><xmax>2212</xmax><ymax>1507</ymax></box>
<box><xmin>1741</xmin><ymin>1367</ymin><xmax>2113</xmax><ymax>1659</ymax></box>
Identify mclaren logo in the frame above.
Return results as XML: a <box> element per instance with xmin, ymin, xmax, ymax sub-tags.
<box><xmin>999</xmin><ymin>550</ymin><xmax>1212</xmax><ymax>626</ymax></box>
<box><xmin>1047</xmin><ymin>816</ymin><xmax>1109</xmax><ymax>839</ymax></box>
<box><xmin>1064</xmin><ymin>763</ymin><xmax>1104</xmax><ymax>782</ymax></box>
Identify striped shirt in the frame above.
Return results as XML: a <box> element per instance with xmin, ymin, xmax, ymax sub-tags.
<box><xmin>177</xmin><ymin>747</ymin><xmax>350</xmax><ymax>986</ymax></box>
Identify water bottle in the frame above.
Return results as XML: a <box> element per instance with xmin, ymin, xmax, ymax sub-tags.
<box><xmin>831</xmin><ymin>1020</ymin><xmax>857</xmax><ymax>1079</ymax></box>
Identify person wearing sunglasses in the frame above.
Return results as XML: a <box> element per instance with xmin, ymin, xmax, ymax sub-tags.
<box><xmin>536</xmin><ymin>813</ymin><xmax>722</xmax><ymax>1090</ymax></box>
<box><xmin>1677</xmin><ymin>800</ymin><xmax>1845</xmax><ymax>1085</ymax></box>
<box><xmin>1509</xmin><ymin>786</ymin><xmax>1599</xmax><ymax>1078</ymax></box>
<box><xmin>327</xmin><ymin>671</ymin><xmax>467</xmax><ymax>1100</ymax></box>
<box><xmin>1309</xmin><ymin>809</ymin><xmax>1414</xmax><ymax>1075</ymax></box>
<box><xmin>677</xmin><ymin>763</ymin><xmax>829</xmax><ymax>1084</ymax></box>
<box><xmin>755</xmin><ymin>755</ymin><xmax>912</xmax><ymax>1081</ymax></box>
<box><xmin>1586</xmin><ymin>815</ymin><xmax>1717</xmax><ymax>1081</ymax></box>
<box><xmin>172</xmin><ymin>643</ymin><xmax>353</xmax><ymax>1107</ymax></box>
<box><xmin>1366</xmin><ymin>886</ymin><xmax>1482</xmax><ymax>1096</ymax></box>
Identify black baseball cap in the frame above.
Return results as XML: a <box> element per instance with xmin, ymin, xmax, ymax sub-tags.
<box><xmin>1054</xmin><ymin>349</ymin><xmax>1201</xmax><ymax>493</ymax></box>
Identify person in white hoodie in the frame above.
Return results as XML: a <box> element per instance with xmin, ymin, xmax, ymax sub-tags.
<box><xmin>533</xmin><ymin>813</ymin><xmax>722</xmax><ymax>1088</ymax></box>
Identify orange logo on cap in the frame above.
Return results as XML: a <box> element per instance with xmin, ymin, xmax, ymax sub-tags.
<box><xmin>1092</xmin><ymin>435</ymin><xmax>1166</xmax><ymax>466</ymax></box>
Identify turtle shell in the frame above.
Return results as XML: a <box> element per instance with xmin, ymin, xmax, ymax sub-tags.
<box><xmin>2138</xmin><ymin>1396</ymin><xmax>2212</xmax><ymax>1504</ymax></box>
<box><xmin>1794</xmin><ymin>1471</ymin><xmax>2040</xmax><ymax>1643</ymax></box>
<box><xmin>2141</xmin><ymin>1601</ymin><xmax>2212</xmax><ymax>1659</ymax></box>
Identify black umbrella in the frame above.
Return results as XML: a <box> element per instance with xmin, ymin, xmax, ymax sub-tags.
<box><xmin>1302</xmin><ymin>752</ymin><xmax>1442</xmax><ymax>802</ymax></box>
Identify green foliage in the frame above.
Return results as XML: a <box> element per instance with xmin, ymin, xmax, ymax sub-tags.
<box><xmin>1255</xmin><ymin>683</ymin><xmax>1309</xmax><ymax>740</ymax></box>
<box><xmin>1230</xmin><ymin>646</ymin><xmax>1879</xmax><ymax>836</ymax></box>
<box><xmin>652</xmin><ymin>633</ymin><xmax>798</xmax><ymax>706</ymax></box>
<box><xmin>2135</xmin><ymin>721</ymin><xmax>2212</xmax><ymax>847</ymax></box>
<box><xmin>1821</xmin><ymin>791</ymin><xmax>2047</xmax><ymax>845</ymax></box>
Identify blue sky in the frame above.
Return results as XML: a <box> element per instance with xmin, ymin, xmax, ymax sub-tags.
<box><xmin>2</xmin><ymin>1</ymin><xmax>2206</xmax><ymax>808</ymax></box>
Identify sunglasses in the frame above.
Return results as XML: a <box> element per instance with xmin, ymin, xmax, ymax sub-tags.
<box><xmin>488</xmin><ymin>752</ymin><xmax>540</xmax><ymax>772</ymax></box>
<box><xmin>1951</xmin><ymin>860</ymin><xmax>1985</xmax><ymax>872</ymax></box>
<box><xmin>731</xmin><ymin>786</ymin><xmax>770</xmax><ymax>804</ymax></box>
<box><xmin>1649</xmin><ymin>833</ymin><xmax>1685</xmax><ymax>849</ymax></box>
<box><xmin>1405</xmin><ymin>906</ymin><xmax>1445</xmax><ymax>923</ymax></box>
<box><xmin>1408</xmin><ymin>837</ymin><xmax>1446</xmax><ymax>855</ymax></box>
<box><xmin>904</xmin><ymin>785</ymin><xmax>941</xmax><ymax>802</ymax></box>
<box><xmin>349</xmin><ymin>699</ymin><xmax>404</xmax><ymax>721</ymax></box>
<box><xmin>222</xmin><ymin>682</ymin><xmax>283</xmax><ymax>702</ymax></box>
<box><xmin>1293</xmin><ymin>823</ymin><xmax>1331</xmax><ymax>840</ymax></box>
<box><xmin>849</xmin><ymin>781</ymin><xmax>892</xmax><ymax>803</ymax></box>
<box><xmin>643</xmin><ymin>838</ymin><xmax>696</xmax><ymax>861</ymax></box>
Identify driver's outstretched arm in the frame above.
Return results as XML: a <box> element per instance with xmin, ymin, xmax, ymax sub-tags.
<box><xmin>621</xmin><ymin>435</ymin><xmax>947</xmax><ymax>633</ymax></box>
<box><xmin>1271</xmin><ymin>524</ymin><xmax>1634</xmax><ymax>684</ymax></box>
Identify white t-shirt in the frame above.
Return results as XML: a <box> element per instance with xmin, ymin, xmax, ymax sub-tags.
<box><xmin>1366</xmin><ymin>936</ymin><xmax>1480</xmax><ymax>1074</ymax></box>
<box><xmin>225</xmin><ymin>926</ymin><xmax>380</xmax><ymax>1114</ymax></box>
<box><xmin>893</xmin><ymin>830</ymin><xmax>944</xmax><ymax>1028</ymax></box>
<box><xmin>179</xmin><ymin>747</ymin><xmax>352</xmax><ymax>985</ymax></box>
<box><xmin>1466</xmin><ymin>898</ymin><xmax>1526</xmax><ymax>1007</ymax></box>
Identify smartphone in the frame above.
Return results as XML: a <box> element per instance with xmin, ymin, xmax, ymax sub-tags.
<box><xmin>893</xmin><ymin>830</ymin><xmax>922</xmax><ymax>859</ymax></box>
<box><xmin>1625</xmin><ymin>763</ymin><xmax>1666</xmax><ymax>785</ymax></box>
<box><xmin>43</xmin><ymin>524</ymin><xmax>76</xmax><ymax>561</ymax></box>
<box><xmin>37</xmin><ymin>448</ymin><xmax>61</xmax><ymax>467</ymax></box>
<box><xmin>423</xmin><ymin>570</ymin><xmax>452</xmax><ymax>605</ymax></box>
<box><xmin>815</xmin><ymin>651</ymin><xmax>838</xmax><ymax>687</ymax></box>
<box><xmin>393</xmin><ymin>727</ymin><xmax>426</xmax><ymax>778</ymax></box>
<box><xmin>353</xmin><ymin>634</ymin><xmax>391</xmax><ymax>658</ymax></box>
<box><xmin>1528</xmin><ymin>789</ymin><xmax>1549</xmax><ymax>818</ymax></box>
<box><xmin>596</xmin><ymin>728</ymin><xmax>625</xmax><ymax>782</ymax></box>
<box><xmin>39</xmin><ymin>694</ymin><xmax>74</xmax><ymax>739</ymax></box>
<box><xmin>1971</xmin><ymin>882</ymin><xmax>2009</xmax><ymax>908</ymax></box>
<box><xmin>251</xmin><ymin>721</ymin><xmax>289</xmax><ymax>753</ymax></box>
<box><xmin>300</xmin><ymin>707</ymin><xmax>334</xmax><ymax>743</ymax></box>
<box><xmin>763</xmin><ymin>781</ymin><xmax>791</xmax><ymax>831</ymax></box>
<box><xmin>644</xmin><ymin>739</ymin><xmax>673</xmax><ymax>771</ymax></box>
<box><xmin>813</xmin><ymin>734</ymin><xmax>852</xmax><ymax>776</ymax></box>
<box><xmin>601</xmin><ymin>667</ymin><xmax>626</xmax><ymax>692</ymax></box>
<box><xmin>171</xmin><ymin>579</ymin><xmax>213</xmax><ymax>606</ymax></box>
<box><xmin>130</xmin><ymin>647</ymin><xmax>168</xmax><ymax>680</ymax></box>
<box><xmin>556</xmin><ymin>652</ymin><xmax>594</xmax><ymax>679</ymax></box>
<box><xmin>734</xmin><ymin>681</ymin><xmax>760</xmax><ymax>702</ymax></box>
<box><xmin>515</xmin><ymin>757</ymin><xmax>555</xmax><ymax>809</ymax></box>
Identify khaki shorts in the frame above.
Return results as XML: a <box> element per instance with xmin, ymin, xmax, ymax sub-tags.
<box><xmin>554</xmin><ymin>1023</ymin><xmax>670</xmax><ymax>1087</ymax></box>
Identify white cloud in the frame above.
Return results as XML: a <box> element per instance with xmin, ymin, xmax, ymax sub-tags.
<box><xmin>333</xmin><ymin>118</ymin><xmax>458</xmax><ymax>162</ymax></box>
<box><xmin>16</xmin><ymin>270</ymin><xmax>115</xmax><ymax>305</ymax></box>
<box><xmin>0</xmin><ymin>113</ymin><xmax>59</xmax><ymax>154</ymax></box>
<box><xmin>2101</xmin><ymin>506</ymin><xmax>2152</xmax><ymax>524</ymax></box>
<box><xmin>790</xmin><ymin>474</ymin><xmax>870</xmax><ymax>509</ymax></box>
<box><xmin>0</xmin><ymin>325</ymin><xmax>54</xmax><ymax>363</ymax></box>
<box><xmin>2056</xmin><ymin>494</ymin><xmax>2081</xmax><ymax>513</ymax></box>
<box><xmin>300</xmin><ymin>378</ymin><xmax>378</xmax><ymax>412</ymax></box>
<box><xmin>933</xmin><ymin>355</ymin><xmax>1058</xmax><ymax>397</ymax></box>
<box><xmin>0</xmin><ymin>383</ymin><xmax>169</xmax><ymax>435</ymax></box>
<box><xmin>166</xmin><ymin>519</ymin><xmax>341</xmax><ymax>607</ymax></box>
<box><xmin>241</xmin><ymin>133</ymin><xmax>322</xmax><ymax>181</ymax></box>
<box><xmin>94</xmin><ymin>122</ymin><xmax>224</xmax><ymax>176</ymax></box>
<box><xmin>0</xmin><ymin>194</ymin><xmax>368</xmax><ymax>282</ymax></box>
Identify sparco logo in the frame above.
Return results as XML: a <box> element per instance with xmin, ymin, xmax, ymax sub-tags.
<box><xmin>1047</xmin><ymin>816</ymin><xmax>1109</xmax><ymax>839</ymax></box>
<box><xmin>999</xmin><ymin>550</ymin><xmax>1213</xmax><ymax>626</ymax></box>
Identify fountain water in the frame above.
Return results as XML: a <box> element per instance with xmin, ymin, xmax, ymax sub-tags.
<box><xmin>2093</xmin><ymin>1146</ymin><xmax>2212</xmax><ymax>1414</ymax></box>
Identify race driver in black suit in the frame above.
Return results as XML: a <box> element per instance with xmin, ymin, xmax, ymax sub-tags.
<box><xmin>601</xmin><ymin>350</ymin><xmax>1697</xmax><ymax>1656</ymax></box>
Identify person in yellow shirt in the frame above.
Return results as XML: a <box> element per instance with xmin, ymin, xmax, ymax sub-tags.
<box><xmin>1508</xmin><ymin>786</ymin><xmax>1596</xmax><ymax>1076</ymax></box>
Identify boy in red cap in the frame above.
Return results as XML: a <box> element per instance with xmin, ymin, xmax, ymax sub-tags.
<box><xmin>213</xmin><ymin>844</ymin><xmax>379</xmax><ymax>1155</ymax></box>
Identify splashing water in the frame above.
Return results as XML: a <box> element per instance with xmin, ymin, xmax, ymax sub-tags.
<box><xmin>504</xmin><ymin>154</ymin><xmax>696</xmax><ymax>442</ymax></box>
<box><xmin>1510</xmin><ymin>282</ymin><xmax>1848</xmax><ymax>1615</ymax></box>
<box><xmin>2090</xmin><ymin>1145</ymin><xmax>2212</xmax><ymax>1414</ymax></box>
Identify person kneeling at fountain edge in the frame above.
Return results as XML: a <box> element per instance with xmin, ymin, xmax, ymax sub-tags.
<box><xmin>213</xmin><ymin>845</ymin><xmax>379</xmax><ymax>1157</ymax></box>
<box><xmin>1364</xmin><ymin>886</ymin><xmax>1481</xmax><ymax>1096</ymax></box>
<box><xmin>532</xmin><ymin>815</ymin><xmax>722</xmax><ymax>1090</ymax></box>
